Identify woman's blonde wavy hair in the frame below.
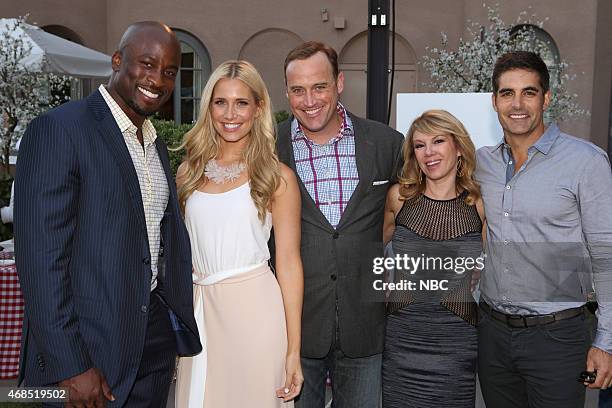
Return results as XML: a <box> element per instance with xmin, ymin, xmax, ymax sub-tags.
<box><xmin>177</xmin><ymin>60</ymin><xmax>280</xmax><ymax>222</ymax></box>
<box><xmin>399</xmin><ymin>109</ymin><xmax>481</xmax><ymax>205</ymax></box>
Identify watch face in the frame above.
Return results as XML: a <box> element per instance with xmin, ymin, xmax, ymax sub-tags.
<box><xmin>578</xmin><ymin>371</ymin><xmax>596</xmax><ymax>384</ymax></box>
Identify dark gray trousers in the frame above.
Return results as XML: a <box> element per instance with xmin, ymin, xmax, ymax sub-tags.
<box><xmin>124</xmin><ymin>291</ymin><xmax>176</xmax><ymax>408</ymax></box>
<box><xmin>478</xmin><ymin>308</ymin><xmax>590</xmax><ymax>408</ymax></box>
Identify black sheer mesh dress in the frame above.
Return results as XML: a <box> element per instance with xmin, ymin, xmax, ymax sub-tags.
<box><xmin>382</xmin><ymin>192</ymin><xmax>482</xmax><ymax>408</ymax></box>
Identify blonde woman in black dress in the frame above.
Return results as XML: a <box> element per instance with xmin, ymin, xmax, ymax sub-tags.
<box><xmin>382</xmin><ymin>110</ymin><xmax>484</xmax><ymax>408</ymax></box>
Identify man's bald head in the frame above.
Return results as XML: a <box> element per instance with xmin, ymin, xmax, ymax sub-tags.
<box><xmin>117</xmin><ymin>21</ymin><xmax>179</xmax><ymax>55</ymax></box>
<box><xmin>107</xmin><ymin>21</ymin><xmax>181</xmax><ymax>127</ymax></box>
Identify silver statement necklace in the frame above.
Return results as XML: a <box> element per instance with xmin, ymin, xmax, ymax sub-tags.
<box><xmin>204</xmin><ymin>159</ymin><xmax>246</xmax><ymax>184</ymax></box>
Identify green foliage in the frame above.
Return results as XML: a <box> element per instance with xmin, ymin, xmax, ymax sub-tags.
<box><xmin>150</xmin><ymin>118</ymin><xmax>193</xmax><ymax>176</ymax></box>
<box><xmin>153</xmin><ymin>111</ymin><xmax>291</xmax><ymax>176</ymax></box>
<box><xmin>0</xmin><ymin>176</ymin><xmax>12</xmax><ymax>241</ymax></box>
<box><xmin>274</xmin><ymin>110</ymin><xmax>290</xmax><ymax>124</ymax></box>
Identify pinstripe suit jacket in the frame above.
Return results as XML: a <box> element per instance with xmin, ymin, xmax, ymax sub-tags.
<box><xmin>276</xmin><ymin>113</ymin><xmax>404</xmax><ymax>358</ymax></box>
<box><xmin>13</xmin><ymin>90</ymin><xmax>201</xmax><ymax>404</ymax></box>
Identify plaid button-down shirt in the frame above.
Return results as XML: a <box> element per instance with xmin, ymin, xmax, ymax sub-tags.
<box><xmin>99</xmin><ymin>85</ymin><xmax>169</xmax><ymax>291</ymax></box>
<box><xmin>291</xmin><ymin>103</ymin><xmax>358</xmax><ymax>228</ymax></box>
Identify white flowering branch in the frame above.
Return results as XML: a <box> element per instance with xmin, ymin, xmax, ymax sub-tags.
<box><xmin>0</xmin><ymin>16</ymin><xmax>70</xmax><ymax>175</ymax></box>
<box><xmin>421</xmin><ymin>3</ymin><xmax>589</xmax><ymax>122</ymax></box>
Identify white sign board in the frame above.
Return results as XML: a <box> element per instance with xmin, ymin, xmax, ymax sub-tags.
<box><xmin>396</xmin><ymin>93</ymin><xmax>503</xmax><ymax>149</ymax></box>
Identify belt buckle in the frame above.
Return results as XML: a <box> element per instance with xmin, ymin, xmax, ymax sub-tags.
<box><xmin>524</xmin><ymin>315</ymin><xmax>542</xmax><ymax>327</ymax></box>
<box><xmin>506</xmin><ymin>314</ymin><xmax>527</xmax><ymax>328</ymax></box>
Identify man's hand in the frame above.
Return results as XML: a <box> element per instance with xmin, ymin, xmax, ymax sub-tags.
<box><xmin>585</xmin><ymin>347</ymin><xmax>612</xmax><ymax>389</ymax></box>
<box><xmin>59</xmin><ymin>367</ymin><xmax>115</xmax><ymax>407</ymax></box>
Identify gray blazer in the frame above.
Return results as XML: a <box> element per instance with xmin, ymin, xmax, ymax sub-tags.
<box><xmin>276</xmin><ymin>113</ymin><xmax>404</xmax><ymax>358</ymax></box>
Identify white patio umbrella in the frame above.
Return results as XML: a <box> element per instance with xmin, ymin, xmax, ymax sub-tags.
<box><xmin>0</xmin><ymin>18</ymin><xmax>112</xmax><ymax>78</ymax></box>
<box><xmin>1</xmin><ymin>19</ymin><xmax>113</xmax><ymax>178</ymax></box>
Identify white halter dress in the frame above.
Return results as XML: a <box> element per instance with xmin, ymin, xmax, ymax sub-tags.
<box><xmin>175</xmin><ymin>182</ymin><xmax>291</xmax><ymax>407</ymax></box>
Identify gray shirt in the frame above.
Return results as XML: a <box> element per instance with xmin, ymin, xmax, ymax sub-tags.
<box><xmin>475</xmin><ymin>123</ymin><xmax>612</xmax><ymax>353</ymax></box>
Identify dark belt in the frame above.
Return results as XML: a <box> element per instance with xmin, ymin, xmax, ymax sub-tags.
<box><xmin>479</xmin><ymin>301</ymin><xmax>584</xmax><ymax>328</ymax></box>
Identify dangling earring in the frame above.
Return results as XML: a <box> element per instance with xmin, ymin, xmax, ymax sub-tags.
<box><xmin>456</xmin><ymin>156</ymin><xmax>464</xmax><ymax>178</ymax></box>
<box><xmin>416</xmin><ymin>166</ymin><xmax>423</xmax><ymax>184</ymax></box>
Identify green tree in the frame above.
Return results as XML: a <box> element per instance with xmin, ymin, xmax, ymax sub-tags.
<box><xmin>151</xmin><ymin>118</ymin><xmax>193</xmax><ymax>176</ymax></box>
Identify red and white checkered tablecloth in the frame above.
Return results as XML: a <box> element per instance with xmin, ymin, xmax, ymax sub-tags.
<box><xmin>0</xmin><ymin>251</ymin><xmax>22</xmax><ymax>380</ymax></box>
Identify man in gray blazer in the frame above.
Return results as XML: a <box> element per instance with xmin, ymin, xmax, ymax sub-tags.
<box><xmin>276</xmin><ymin>41</ymin><xmax>404</xmax><ymax>408</ymax></box>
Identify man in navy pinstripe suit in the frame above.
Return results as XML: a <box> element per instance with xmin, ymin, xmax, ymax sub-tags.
<box><xmin>14</xmin><ymin>22</ymin><xmax>201</xmax><ymax>407</ymax></box>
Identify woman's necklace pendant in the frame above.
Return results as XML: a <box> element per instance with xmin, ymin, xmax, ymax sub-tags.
<box><xmin>204</xmin><ymin>159</ymin><xmax>246</xmax><ymax>184</ymax></box>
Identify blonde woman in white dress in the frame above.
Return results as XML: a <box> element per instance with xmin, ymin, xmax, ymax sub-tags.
<box><xmin>174</xmin><ymin>60</ymin><xmax>304</xmax><ymax>407</ymax></box>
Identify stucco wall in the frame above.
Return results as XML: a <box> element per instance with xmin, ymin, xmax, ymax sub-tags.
<box><xmin>2</xmin><ymin>0</ymin><xmax>609</xmax><ymax>149</ymax></box>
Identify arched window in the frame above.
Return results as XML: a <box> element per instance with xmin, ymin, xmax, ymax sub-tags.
<box><xmin>338</xmin><ymin>31</ymin><xmax>417</xmax><ymax>128</ymax></box>
<box><xmin>238</xmin><ymin>29</ymin><xmax>303</xmax><ymax>114</ymax></box>
<box><xmin>41</xmin><ymin>25</ymin><xmax>84</xmax><ymax>44</ymax></box>
<box><xmin>172</xmin><ymin>30</ymin><xmax>211</xmax><ymax>124</ymax></box>
<box><xmin>510</xmin><ymin>25</ymin><xmax>561</xmax><ymax>83</ymax></box>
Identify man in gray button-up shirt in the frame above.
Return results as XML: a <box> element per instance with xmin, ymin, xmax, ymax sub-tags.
<box><xmin>476</xmin><ymin>51</ymin><xmax>612</xmax><ymax>408</ymax></box>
